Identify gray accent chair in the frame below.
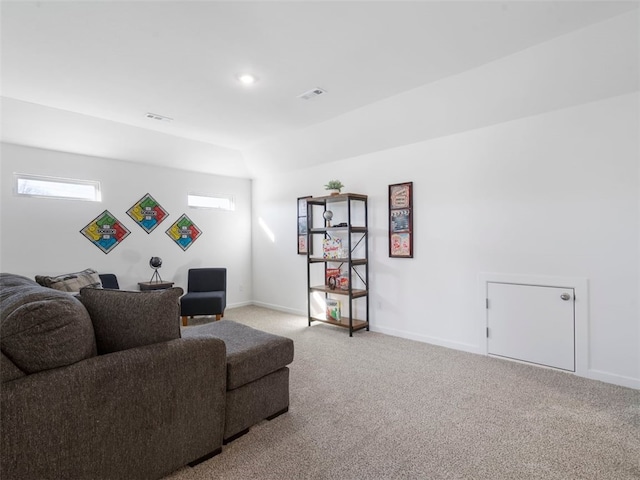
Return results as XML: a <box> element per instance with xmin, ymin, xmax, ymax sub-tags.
<box><xmin>181</xmin><ymin>268</ymin><xmax>227</xmax><ymax>326</ymax></box>
<box><xmin>1</xmin><ymin>273</ymin><xmax>227</xmax><ymax>480</ymax></box>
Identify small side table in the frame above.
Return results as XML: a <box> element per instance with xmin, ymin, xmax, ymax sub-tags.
<box><xmin>138</xmin><ymin>281</ymin><xmax>174</xmax><ymax>291</ymax></box>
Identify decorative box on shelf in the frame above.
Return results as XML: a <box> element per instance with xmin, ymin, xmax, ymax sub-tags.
<box><xmin>322</xmin><ymin>237</ymin><xmax>342</xmax><ymax>259</ymax></box>
<box><xmin>326</xmin><ymin>268</ymin><xmax>349</xmax><ymax>291</ymax></box>
<box><xmin>326</xmin><ymin>268</ymin><xmax>341</xmax><ymax>287</ymax></box>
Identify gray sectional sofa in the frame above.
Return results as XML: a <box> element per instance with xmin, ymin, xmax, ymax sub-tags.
<box><xmin>0</xmin><ymin>273</ymin><xmax>294</xmax><ymax>480</ymax></box>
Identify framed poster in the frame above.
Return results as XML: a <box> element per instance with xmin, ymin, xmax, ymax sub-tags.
<box><xmin>165</xmin><ymin>214</ymin><xmax>202</xmax><ymax>251</ymax></box>
<box><xmin>389</xmin><ymin>182</ymin><xmax>413</xmax><ymax>258</ymax></box>
<box><xmin>297</xmin><ymin>196</ymin><xmax>312</xmax><ymax>254</ymax></box>
<box><xmin>80</xmin><ymin>210</ymin><xmax>130</xmax><ymax>254</ymax></box>
<box><xmin>126</xmin><ymin>193</ymin><xmax>169</xmax><ymax>233</ymax></box>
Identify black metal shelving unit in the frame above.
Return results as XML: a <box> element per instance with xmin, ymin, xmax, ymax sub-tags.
<box><xmin>306</xmin><ymin>193</ymin><xmax>369</xmax><ymax>336</ymax></box>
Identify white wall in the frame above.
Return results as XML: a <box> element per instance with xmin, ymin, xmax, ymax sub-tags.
<box><xmin>0</xmin><ymin>143</ymin><xmax>253</xmax><ymax>306</ymax></box>
<box><xmin>252</xmin><ymin>93</ymin><xmax>639</xmax><ymax>389</ymax></box>
<box><xmin>251</xmin><ymin>12</ymin><xmax>639</xmax><ymax>389</ymax></box>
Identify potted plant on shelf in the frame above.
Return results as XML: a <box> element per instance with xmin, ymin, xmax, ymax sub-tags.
<box><xmin>324</xmin><ymin>180</ymin><xmax>344</xmax><ymax>196</ymax></box>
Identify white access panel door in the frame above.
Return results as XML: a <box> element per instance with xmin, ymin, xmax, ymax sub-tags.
<box><xmin>487</xmin><ymin>282</ymin><xmax>575</xmax><ymax>371</ymax></box>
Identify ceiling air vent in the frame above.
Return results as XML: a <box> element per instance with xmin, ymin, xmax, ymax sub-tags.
<box><xmin>298</xmin><ymin>87</ymin><xmax>327</xmax><ymax>100</ymax></box>
<box><xmin>145</xmin><ymin>112</ymin><xmax>173</xmax><ymax>123</ymax></box>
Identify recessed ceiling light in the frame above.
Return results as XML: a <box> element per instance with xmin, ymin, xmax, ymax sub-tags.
<box><xmin>237</xmin><ymin>73</ymin><xmax>258</xmax><ymax>86</ymax></box>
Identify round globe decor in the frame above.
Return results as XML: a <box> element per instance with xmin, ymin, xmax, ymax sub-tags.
<box><xmin>149</xmin><ymin>257</ymin><xmax>163</xmax><ymax>282</ymax></box>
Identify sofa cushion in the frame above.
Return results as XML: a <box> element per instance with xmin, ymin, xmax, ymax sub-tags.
<box><xmin>0</xmin><ymin>274</ymin><xmax>97</xmax><ymax>374</ymax></box>
<box><xmin>182</xmin><ymin>320</ymin><xmax>294</xmax><ymax>390</ymax></box>
<box><xmin>78</xmin><ymin>287</ymin><xmax>183</xmax><ymax>354</ymax></box>
<box><xmin>35</xmin><ymin>268</ymin><xmax>102</xmax><ymax>292</ymax></box>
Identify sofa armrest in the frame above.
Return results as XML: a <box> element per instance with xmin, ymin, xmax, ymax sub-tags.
<box><xmin>1</xmin><ymin>337</ymin><xmax>226</xmax><ymax>480</ymax></box>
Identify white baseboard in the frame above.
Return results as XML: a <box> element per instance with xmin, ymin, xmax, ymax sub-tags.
<box><xmin>226</xmin><ymin>301</ymin><xmax>254</xmax><ymax>309</ymax></box>
<box><xmin>585</xmin><ymin>369</ymin><xmax>640</xmax><ymax>390</ymax></box>
<box><xmin>373</xmin><ymin>325</ymin><xmax>483</xmax><ymax>355</ymax></box>
<box><xmin>249</xmin><ymin>300</ymin><xmax>305</xmax><ymax>317</ymax></box>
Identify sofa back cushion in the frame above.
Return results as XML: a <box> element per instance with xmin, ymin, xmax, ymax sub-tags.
<box><xmin>0</xmin><ymin>273</ymin><xmax>97</xmax><ymax>375</ymax></box>
<box><xmin>35</xmin><ymin>268</ymin><xmax>102</xmax><ymax>292</ymax></box>
<box><xmin>0</xmin><ymin>273</ymin><xmax>36</xmax><ymax>288</ymax></box>
<box><xmin>78</xmin><ymin>287</ymin><xmax>183</xmax><ymax>354</ymax></box>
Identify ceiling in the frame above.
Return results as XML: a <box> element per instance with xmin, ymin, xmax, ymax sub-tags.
<box><xmin>1</xmin><ymin>1</ymin><xmax>637</xmax><ymax>178</ymax></box>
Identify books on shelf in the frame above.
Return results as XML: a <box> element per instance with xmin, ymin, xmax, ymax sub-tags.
<box><xmin>326</xmin><ymin>298</ymin><xmax>341</xmax><ymax>322</ymax></box>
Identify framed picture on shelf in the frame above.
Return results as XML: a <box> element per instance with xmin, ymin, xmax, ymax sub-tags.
<box><xmin>297</xmin><ymin>196</ymin><xmax>312</xmax><ymax>254</ymax></box>
<box><xmin>389</xmin><ymin>182</ymin><xmax>413</xmax><ymax>258</ymax></box>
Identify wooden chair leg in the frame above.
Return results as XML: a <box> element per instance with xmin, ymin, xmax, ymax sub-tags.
<box><xmin>181</xmin><ymin>316</ymin><xmax>188</xmax><ymax>326</ymax></box>
<box><xmin>215</xmin><ymin>314</ymin><xmax>221</xmax><ymax>321</ymax></box>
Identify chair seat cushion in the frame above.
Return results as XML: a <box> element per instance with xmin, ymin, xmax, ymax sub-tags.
<box><xmin>182</xmin><ymin>320</ymin><xmax>293</xmax><ymax>390</ymax></box>
<box><xmin>180</xmin><ymin>291</ymin><xmax>224</xmax><ymax>316</ymax></box>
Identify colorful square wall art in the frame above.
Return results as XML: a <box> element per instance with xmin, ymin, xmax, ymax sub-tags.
<box><xmin>80</xmin><ymin>210</ymin><xmax>131</xmax><ymax>254</ymax></box>
<box><xmin>166</xmin><ymin>214</ymin><xmax>202</xmax><ymax>251</ymax></box>
<box><xmin>126</xmin><ymin>193</ymin><xmax>168</xmax><ymax>233</ymax></box>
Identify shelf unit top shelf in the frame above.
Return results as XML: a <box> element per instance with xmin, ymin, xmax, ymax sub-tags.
<box><xmin>307</xmin><ymin>193</ymin><xmax>368</xmax><ymax>204</ymax></box>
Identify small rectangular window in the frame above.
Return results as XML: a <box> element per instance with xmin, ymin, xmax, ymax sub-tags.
<box><xmin>188</xmin><ymin>193</ymin><xmax>235</xmax><ymax>211</ymax></box>
<box><xmin>15</xmin><ymin>173</ymin><xmax>101</xmax><ymax>202</ymax></box>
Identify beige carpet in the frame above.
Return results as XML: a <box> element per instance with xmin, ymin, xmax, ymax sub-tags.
<box><xmin>166</xmin><ymin>306</ymin><xmax>640</xmax><ymax>480</ymax></box>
